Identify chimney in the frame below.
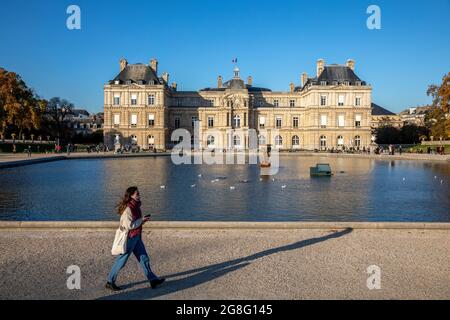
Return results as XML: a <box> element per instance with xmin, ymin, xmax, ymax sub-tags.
<box><xmin>316</xmin><ymin>59</ymin><xmax>325</xmax><ymax>77</ymax></box>
<box><xmin>289</xmin><ymin>82</ymin><xmax>295</xmax><ymax>93</ymax></box>
<box><xmin>247</xmin><ymin>76</ymin><xmax>253</xmax><ymax>86</ymax></box>
<box><xmin>301</xmin><ymin>72</ymin><xmax>308</xmax><ymax>87</ymax></box>
<box><xmin>218</xmin><ymin>75</ymin><xmax>223</xmax><ymax>88</ymax></box>
<box><xmin>120</xmin><ymin>58</ymin><xmax>128</xmax><ymax>72</ymax></box>
<box><xmin>346</xmin><ymin>59</ymin><xmax>355</xmax><ymax>71</ymax></box>
<box><xmin>171</xmin><ymin>82</ymin><xmax>177</xmax><ymax>91</ymax></box>
<box><xmin>150</xmin><ymin>58</ymin><xmax>158</xmax><ymax>75</ymax></box>
<box><xmin>162</xmin><ymin>72</ymin><xmax>169</xmax><ymax>84</ymax></box>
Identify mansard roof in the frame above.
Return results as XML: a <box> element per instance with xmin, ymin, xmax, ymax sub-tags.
<box><xmin>296</xmin><ymin>65</ymin><xmax>366</xmax><ymax>91</ymax></box>
<box><xmin>371</xmin><ymin>103</ymin><xmax>396</xmax><ymax>116</ymax></box>
<box><xmin>109</xmin><ymin>64</ymin><xmax>162</xmax><ymax>85</ymax></box>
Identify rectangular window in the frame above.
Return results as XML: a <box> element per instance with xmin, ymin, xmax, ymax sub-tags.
<box><xmin>338</xmin><ymin>95</ymin><xmax>345</xmax><ymax>106</ymax></box>
<box><xmin>148</xmin><ymin>114</ymin><xmax>155</xmax><ymax>127</ymax></box>
<box><xmin>244</xmin><ymin>113</ymin><xmax>247</xmax><ymax>127</ymax></box>
<box><xmin>274</xmin><ymin>99</ymin><xmax>279</xmax><ymax>107</ymax></box>
<box><xmin>355</xmin><ymin>115</ymin><xmax>362</xmax><ymax>127</ymax></box>
<box><xmin>131</xmin><ymin>114</ymin><xmax>137</xmax><ymax>127</ymax></box>
<box><xmin>174</xmin><ymin>116</ymin><xmax>181</xmax><ymax>129</ymax></box>
<box><xmin>355</xmin><ymin>97</ymin><xmax>361</xmax><ymax>106</ymax></box>
<box><xmin>338</xmin><ymin>115</ymin><xmax>345</xmax><ymax>127</ymax></box>
<box><xmin>148</xmin><ymin>94</ymin><xmax>155</xmax><ymax>105</ymax></box>
<box><xmin>131</xmin><ymin>94</ymin><xmax>138</xmax><ymax>105</ymax></box>
<box><xmin>320</xmin><ymin>114</ymin><xmax>327</xmax><ymax>127</ymax></box>
<box><xmin>321</xmin><ymin>81</ymin><xmax>327</xmax><ymax>86</ymax></box>
<box><xmin>259</xmin><ymin>116</ymin><xmax>265</xmax><ymax>128</ymax></box>
<box><xmin>113</xmin><ymin>114</ymin><xmax>120</xmax><ymax>126</ymax></box>
<box><xmin>208</xmin><ymin>99</ymin><xmax>214</xmax><ymax>106</ymax></box>
<box><xmin>276</xmin><ymin>116</ymin><xmax>282</xmax><ymax>128</ymax></box>
<box><xmin>293</xmin><ymin>116</ymin><xmax>299</xmax><ymax>128</ymax></box>
<box><xmin>208</xmin><ymin>116</ymin><xmax>214</xmax><ymax>128</ymax></box>
<box><xmin>320</xmin><ymin>95</ymin><xmax>327</xmax><ymax>106</ymax></box>
<box><xmin>113</xmin><ymin>93</ymin><xmax>120</xmax><ymax>105</ymax></box>
<box><xmin>290</xmin><ymin>99</ymin><xmax>295</xmax><ymax>107</ymax></box>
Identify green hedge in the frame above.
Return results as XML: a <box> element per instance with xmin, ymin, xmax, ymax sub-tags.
<box><xmin>0</xmin><ymin>143</ymin><xmax>55</xmax><ymax>153</ymax></box>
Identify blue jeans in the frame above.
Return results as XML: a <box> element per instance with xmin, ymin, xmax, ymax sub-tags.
<box><xmin>107</xmin><ymin>234</ymin><xmax>158</xmax><ymax>284</ymax></box>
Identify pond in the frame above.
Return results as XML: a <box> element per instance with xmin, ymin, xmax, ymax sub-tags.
<box><xmin>0</xmin><ymin>155</ymin><xmax>449</xmax><ymax>222</ymax></box>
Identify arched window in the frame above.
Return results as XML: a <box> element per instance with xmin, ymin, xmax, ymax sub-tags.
<box><xmin>337</xmin><ymin>135</ymin><xmax>344</xmax><ymax>146</ymax></box>
<box><xmin>258</xmin><ymin>135</ymin><xmax>266</xmax><ymax>146</ymax></box>
<box><xmin>207</xmin><ymin>135</ymin><xmax>215</xmax><ymax>146</ymax></box>
<box><xmin>233</xmin><ymin>135</ymin><xmax>241</xmax><ymax>146</ymax></box>
<box><xmin>275</xmin><ymin>135</ymin><xmax>283</xmax><ymax>146</ymax></box>
<box><xmin>233</xmin><ymin>115</ymin><xmax>241</xmax><ymax>128</ymax></box>
<box><xmin>131</xmin><ymin>135</ymin><xmax>138</xmax><ymax>144</ymax></box>
<box><xmin>354</xmin><ymin>135</ymin><xmax>361</xmax><ymax>147</ymax></box>
<box><xmin>320</xmin><ymin>135</ymin><xmax>327</xmax><ymax>148</ymax></box>
<box><xmin>292</xmin><ymin>135</ymin><xmax>300</xmax><ymax>147</ymax></box>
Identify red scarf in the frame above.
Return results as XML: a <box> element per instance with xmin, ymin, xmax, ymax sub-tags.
<box><xmin>127</xmin><ymin>199</ymin><xmax>143</xmax><ymax>238</ymax></box>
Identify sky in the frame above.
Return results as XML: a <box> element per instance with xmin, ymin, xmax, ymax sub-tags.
<box><xmin>0</xmin><ymin>0</ymin><xmax>449</xmax><ymax>113</ymax></box>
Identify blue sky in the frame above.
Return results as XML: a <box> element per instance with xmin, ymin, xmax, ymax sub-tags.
<box><xmin>0</xmin><ymin>0</ymin><xmax>449</xmax><ymax>113</ymax></box>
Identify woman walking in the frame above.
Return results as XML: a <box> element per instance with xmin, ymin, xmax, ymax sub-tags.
<box><xmin>106</xmin><ymin>186</ymin><xmax>165</xmax><ymax>291</ymax></box>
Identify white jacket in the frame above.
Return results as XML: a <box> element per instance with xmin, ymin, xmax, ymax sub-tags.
<box><xmin>111</xmin><ymin>207</ymin><xmax>144</xmax><ymax>255</ymax></box>
<box><xmin>119</xmin><ymin>207</ymin><xmax>143</xmax><ymax>231</ymax></box>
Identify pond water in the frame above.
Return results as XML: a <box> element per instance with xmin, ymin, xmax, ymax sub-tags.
<box><xmin>0</xmin><ymin>155</ymin><xmax>449</xmax><ymax>222</ymax></box>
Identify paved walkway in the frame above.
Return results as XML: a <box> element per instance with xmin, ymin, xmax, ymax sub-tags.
<box><xmin>0</xmin><ymin>227</ymin><xmax>448</xmax><ymax>299</ymax></box>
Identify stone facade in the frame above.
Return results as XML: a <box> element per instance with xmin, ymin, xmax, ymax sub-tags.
<box><xmin>104</xmin><ymin>58</ymin><xmax>374</xmax><ymax>151</ymax></box>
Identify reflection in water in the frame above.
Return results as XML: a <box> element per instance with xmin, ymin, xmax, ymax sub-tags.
<box><xmin>0</xmin><ymin>156</ymin><xmax>448</xmax><ymax>222</ymax></box>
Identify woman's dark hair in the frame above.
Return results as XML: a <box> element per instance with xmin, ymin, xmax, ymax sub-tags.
<box><xmin>117</xmin><ymin>186</ymin><xmax>138</xmax><ymax>215</ymax></box>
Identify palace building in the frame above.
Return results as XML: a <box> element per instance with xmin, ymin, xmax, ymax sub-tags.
<box><xmin>103</xmin><ymin>58</ymin><xmax>376</xmax><ymax>151</ymax></box>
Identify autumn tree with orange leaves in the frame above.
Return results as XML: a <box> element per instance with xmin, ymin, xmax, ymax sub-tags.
<box><xmin>426</xmin><ymin>72</ymin><xmax>450</xmax><ymax>139</ymax></box>
<box><xmin>0</xmin><ymin>68</ymin><xmax>46</xmax><ymax>137</ymax></box>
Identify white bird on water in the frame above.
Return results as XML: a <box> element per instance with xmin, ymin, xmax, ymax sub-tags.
<box><xmin>230</xmin><ymin>186</ymin><xmax>235</xmax><ymax>190</ymax></box>
<box><xmin>191</xmin><ymin>184</ymin><xmax>196</xmax><ymax>188</ymax></box>
<box><xmin>434</xmin><ymin>176</ymin><xmax>437</xmax><ymax>179</ymax></box>
<box><xmin>160</xmin><ymin>185</ymin><xmax>166</xmax><ymax>189</ymax></box>
<box><xmin>281</xmin><ymin>185</ymin><xmax>287</xmax><ymax>189</ymax></box>
<box><xmin>402</xmin><ymin>178</ymin><xmax>406</xmax><ymax>181</ymax></box>
<box><xmin>198</xmin><ymin>174</ymin><xmax>202</xmax><ymax>178</ymax></box>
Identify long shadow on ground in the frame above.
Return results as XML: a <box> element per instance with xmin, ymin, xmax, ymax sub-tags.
<box><xmin>97</xmin><ymin>228</ymin><xmax>353</xmax><ymax>300</ymax></box>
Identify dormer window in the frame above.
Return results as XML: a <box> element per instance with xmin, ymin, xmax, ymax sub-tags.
<box><xmin>344</xmin><ymin>81</ymin><xmax>350</xmax><ymax>86</ymax></box>
<box><xmin>114</xmin><ymin>80</ymin><xmax>120</xmax><ymax>85</ymax></box>
<box><xmin>355</xmin><ymin>81</ymin><xmax>361</xmax><ymax>86</ymax></box>
<box><xmin>126</xmin><ymin>80</ymin><xmax>132</xmax><ymax>85</ymax></box>
<box><xmin>320</xmin><ymin>81</ymin><xmax>327</xmax><ymax>86</ymax></box>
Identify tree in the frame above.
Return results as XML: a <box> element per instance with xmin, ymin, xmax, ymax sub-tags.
<box><xmin>399</xmin><ymin>124</ymin><xmax>429</xmax><ymax>144</ymax></box>
<box><xmin>427</xmin><ymin>72</ymin><xmax>450</xmax><ymax>139</ymax></box>
<box><xmin>0</xmin><ymin>68</ymin><xmax>46</xmax><ymax>136</ymax></box>
<box><xmin>374</xmin><ymin>125</ymin><xmax>400</xmax><ymax>144</ymax></box>
<box><xmin>44</xmin><ymin>97</ymin><xmax>74</xmax><ymax>143</ymax></box>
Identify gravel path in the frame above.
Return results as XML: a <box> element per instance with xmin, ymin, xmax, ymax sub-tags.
<box><xmin>0</xmin><ymin>228</ymin><xmax>449</xmax><ymax>300</ymax></box>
